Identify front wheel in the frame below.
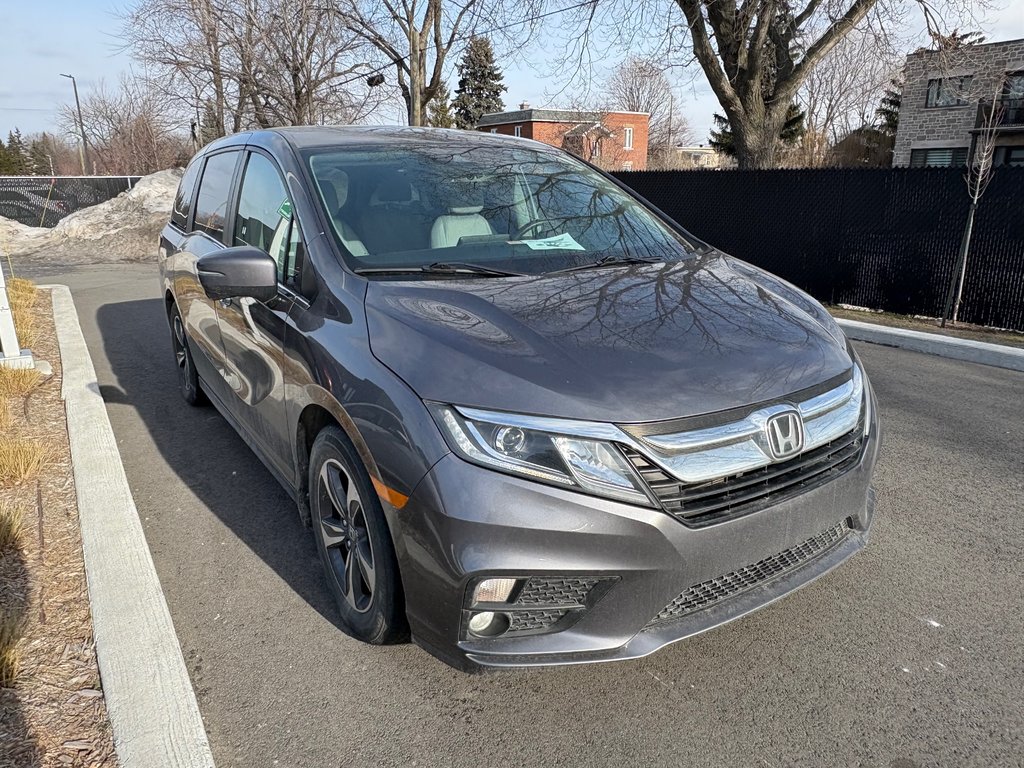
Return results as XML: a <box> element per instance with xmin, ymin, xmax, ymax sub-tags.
<box><xmin>169</xmin><ymin>304</ymin><xmax>207</xmax><ymax>406</ymax></box>
<box><xmin>309</xmin><ymin>426</ymin><xmax>407</xmax><ymax>644</ymax></box>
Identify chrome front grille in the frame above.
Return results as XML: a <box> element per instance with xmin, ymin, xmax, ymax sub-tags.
<box><xmin>620</xmin><ymin>365</ymin><xmax>867</xmax><ymax>527</ymax></box>
<box><xmin>647</xmin><ymin>521</ymin><xmax>851</xmax><ymax>627</ymax></box>
<box><xmin>624</xmin><ymin>420</ymin><xmax>865</xmax><ymax>527</ymax></box>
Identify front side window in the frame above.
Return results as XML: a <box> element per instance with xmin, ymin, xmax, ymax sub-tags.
<box><xmin>194</xmin><ymin>151</ymin><xmax>240</xmax><ymax>239</ymax></box>
<box><xmin>925</xmin><ymin>76</ymin><xmax>973</xmax><ymax>107</ymax></box>
<box><xmin>233</xmin><ymin>152</ymin><xmax>303</xmax><ymax>288</ymax></box>
<box><xmin>305</xmin><ymin>142</ymin><xmax>697</xmax><ymax>276</ymax></box>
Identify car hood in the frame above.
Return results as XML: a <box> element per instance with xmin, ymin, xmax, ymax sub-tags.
<box><xmin>364</xmin><ymin>253</ymin><xmax>852</xmax><ymax>423</ymax></box>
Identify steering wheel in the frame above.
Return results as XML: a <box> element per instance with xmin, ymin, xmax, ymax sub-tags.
<box><xmin>512</xmin><ymin>219</ymin><xmax>561</xmax><ymax>240</ymax></box>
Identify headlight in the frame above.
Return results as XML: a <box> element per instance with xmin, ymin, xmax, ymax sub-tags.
<box><xmin>429</xmin><ymin>404</ymin><xmax>652</xmax><ymax>505</ymax></box>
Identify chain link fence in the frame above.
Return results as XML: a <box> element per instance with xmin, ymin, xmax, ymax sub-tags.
<box><xmin>0</xmin><ymin>176</ymin><xmax>142</xmax><ymax>228</ymax></box>
<box><xmin>614</xmin><ymin>167</ymin><xmax>1024</xmax><ymax>331</ymax></box>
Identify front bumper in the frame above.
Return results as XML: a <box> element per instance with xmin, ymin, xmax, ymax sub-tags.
<box><xmin>394</xmin><ymin>394</ymin><xmax>880</xmax><ymax>672</ymax></box>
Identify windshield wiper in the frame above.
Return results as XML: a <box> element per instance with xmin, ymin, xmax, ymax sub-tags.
<box><xmin>354</xmin><ymin>262</ymin><xmax>526</xmax><ymax>277</ymax></box>
<box><xmin>545</xmin><ymin>255</ymin><xmax>661</xmax><ymax>275</ymax></box>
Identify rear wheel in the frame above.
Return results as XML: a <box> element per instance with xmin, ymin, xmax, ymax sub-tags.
<box><xmin>169</xmin><ymin>304</ymin><xmax>207</xmax><ymax>406</ymax></box>
<box><xmin>309</xmin><ymin>426</ymin><xmax>407</xmax><ymax>644</ymax></box>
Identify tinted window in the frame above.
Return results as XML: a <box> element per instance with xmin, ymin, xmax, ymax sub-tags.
<box><xmin>305</xmin><ymin>144</ymin><xmax>696</xmax><ymax>275</ymax></box>
<box><xmin>233</xmin><ymin>152</ymin><xmax>304</xmax><ymax>287</ymax></box>
<box><xmin>194</xmin><ymin>151</ymin><xmax>239</xmax><ymax>239</ymax></box>
<box><xmin>171</xmin><ymin>159</ymin><xmax>202</xmax><ymax>230</ymax></box>
<box><xmin>909</xmin><ymin>147</ymin><xmax>968</xmax><ymax>167</ymax></box>
<box><xmin>925</xmin><ymin>76</ymin><xmax>972</xmax><ymax>108</ymax></box>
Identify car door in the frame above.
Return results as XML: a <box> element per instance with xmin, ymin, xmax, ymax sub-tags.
<box><xmin>166</xmin><ymin>149</ymin><xmax>242</xmax><ymax>402</ymax></box>
<box><xmin>215</xmin><ymin>149</ymin><xmax>303</xmax><ymax>478</ymax></box>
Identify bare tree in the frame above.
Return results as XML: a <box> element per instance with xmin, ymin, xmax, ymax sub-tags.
<box><xmin>58</xmin><ymin>75</ymin><xmax>190</xmax><ymax>174</ymax></box>
<box><xmin>605</xmin><ymin>57</ymin><xmax>693</xmax><ymax>160</ymax></box>
<box><xmin>330</xmin><ymin>0</ymin><xmax>540</xmax><ymax>126</ymax></box>
<box><xmin>559</xmin><ymin>0</ymin><xmax>987</xmax><ymax>169</ymax></box>
<box><xmin>798</xmin><ymin>28</ymin><xmax>900</xmax><ymax>158</ymax></box>
<box><xmin>941</xmin><ymin>85</ymin><xmax>1003</xmax><ymax>327</ymax></box>
<box><xmin>120</xmin><ymin>0</ymin><xmax>384</xmax><ymax>135</ymax></box>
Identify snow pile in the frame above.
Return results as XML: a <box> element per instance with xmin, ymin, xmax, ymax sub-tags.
<box><xmin>0</xmin><ymin>168</ymin><xmax>183</xmax><ymax>264</ymax></box>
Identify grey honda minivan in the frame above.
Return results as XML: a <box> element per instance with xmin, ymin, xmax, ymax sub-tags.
<box><xmin>159</xmin><ymin>126</ymin><xmax>878</xmax><ymax>671</ymax></box>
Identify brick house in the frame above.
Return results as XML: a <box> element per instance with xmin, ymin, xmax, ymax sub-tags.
<box><xmin>477</xmin><ymin>104</ymin><xmax>650</xmax><ymax>170</ymax></box>
<box><xmin>893</xmin><ymin>38</ymin><xmax>1024</xmax><ymax>167</ymax></box>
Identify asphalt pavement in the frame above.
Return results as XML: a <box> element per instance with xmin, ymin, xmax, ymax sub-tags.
<box><xmin>22</xmin><ymin>262</ymin><xmax>1024</xmax><ymax>767</ymax></box>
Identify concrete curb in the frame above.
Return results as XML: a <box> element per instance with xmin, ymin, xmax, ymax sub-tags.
<box><xmin>837</xmin><ymin>318</ymin><xmax>1024</xmax><ymax>373</ymax></box>
<box><xmin>48</xmin><ymin>284</ymin><xmax>215</xmax><ymax>768</ymax></box>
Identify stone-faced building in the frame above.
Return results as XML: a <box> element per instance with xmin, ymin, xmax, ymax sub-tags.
<box><xmin>893</xmin><ymin>38</ymin><xmax>1024</xmax><ymax>167</ymax></box>
<box><xmin>477</xmin><ymin>104</ymin><xmax>650</xmax><ymax>170</ymax></box>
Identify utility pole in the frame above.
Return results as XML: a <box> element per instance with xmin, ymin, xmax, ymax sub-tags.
<box><xmin>60</xmin><ymin>73</ymin><xmax>90</xmax><ymax>175</ymax></box>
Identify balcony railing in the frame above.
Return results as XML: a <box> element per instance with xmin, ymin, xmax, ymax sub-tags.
<box><xmin>977</xmin><ymin>97</ymin><xmax>1024</xmax><ymax>128</ymax></box>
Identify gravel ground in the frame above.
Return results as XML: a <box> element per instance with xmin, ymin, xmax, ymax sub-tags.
<box><xmin>18</xmin><ymin>263</ymin><xmax>1024</xmax><ymax>768</ymax></box>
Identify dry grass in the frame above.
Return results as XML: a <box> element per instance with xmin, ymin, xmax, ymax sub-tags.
<box><xmin>0</xmin><ymin>501</ymin><xmax>24</xmax><ymax>552</ymax></box>
<box><xmin>6</xmin><ymin>278</ymin><xmax>38</xmax><ymax>311</ymax></box>
<box><xmin>0</xmin><ymin>398</ymin><xmax>9</xmax><ymax>430</ymax></box>
<box><xmin>10</xmin><ymin>303</ymin><xmax>36</xmax><ymax>349</ymax></box>
<box><xmin>0</xmin><ymin>437</ymin><xmax>48</xmax><ymax>487</ymax></box>
<box><xmin>0</xmin><ymin>611</ymin><xmax>26</xmax><ymax>688</ymax></box>
<box><xmin>0</xmin><ymin>367</ymin><xmax>41</xmax><ymax>398</ymax></box>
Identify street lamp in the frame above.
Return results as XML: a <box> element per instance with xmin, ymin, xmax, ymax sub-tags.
<box><xmin>60</xmin><ymin>73</ymin><xmax>90</xmax><ymax>175</ymax></box>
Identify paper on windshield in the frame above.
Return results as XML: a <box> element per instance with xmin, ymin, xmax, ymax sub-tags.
<box><xmin>512</xmin><ymin>233</ymin><xmax>586</xmax><ymax>251</ymax></box>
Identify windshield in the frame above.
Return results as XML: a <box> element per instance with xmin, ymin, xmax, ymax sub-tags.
<box><xmin>304</xmin><ymin>143</ymin><xmax>696</xmax><ymax>276</ymax></box>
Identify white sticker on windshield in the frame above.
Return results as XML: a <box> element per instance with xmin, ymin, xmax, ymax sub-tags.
<box><xmin>513</xmin><ymin>233</ymin><xmax>586</xmax><ymax>251</ymax></box>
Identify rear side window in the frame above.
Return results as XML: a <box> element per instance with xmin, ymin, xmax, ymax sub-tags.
<box><xmin>171</xmin><ymin>159</ymin><xmax>202</xmax><ymax>230</ymax></box>
<box><xmin>194</xmin><ymin>151</ymin><xmax>239</xmax><ymax>239</ymax></box>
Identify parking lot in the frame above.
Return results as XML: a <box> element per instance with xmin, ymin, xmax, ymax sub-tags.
<box><xmin>32</xmin><ymin>262</ymin><xmax>1024</xmax><ymax>767</ymax></box>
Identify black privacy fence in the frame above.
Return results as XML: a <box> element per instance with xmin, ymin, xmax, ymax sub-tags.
<box><xmin>0</xmin><ymin>176</ymin><xmax>142</xmax><ymax>228</ymax></box>
<box><xmin>613</xmin><ymin>167</ymin><xmax>1024</xmax><ymax>331</ymax></box>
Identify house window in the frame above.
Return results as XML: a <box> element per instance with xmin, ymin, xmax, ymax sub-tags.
<box><xmin>994</xmin><ymin>146</ymin><xmax>1024</xmax><ymax>167</ymax></box>
<box><xmin>623</xmin><ymin>126</ymin><xmax>634</xmax><ymax>150</ymax></box>
<box><xmin>489</xmin><ymin>128</ymin><xmax>498</xmax><ymax>134</ymax></box>
<box><xmin>925</xmin><ymin>76</ymin><xmax>973</xmax><ymax>107</ymax></box>
<box><xmin>514</xmin><ymin>125</ymin><xmax>522</xmax><ymax>137</ymax></box>
<box><xmin>621</xmin><ymin>160</ymin><xmax>633</xmax><ymax>171</ymax></box>
<box><xmin>909</xmin><ymin>147</ymin><xmax>969</xmax><ymax>167</ymax></box>
<box><xmin>592</xmin><ymin>137</ymin><xmax>602</xmax><ymax>158</ymax></box>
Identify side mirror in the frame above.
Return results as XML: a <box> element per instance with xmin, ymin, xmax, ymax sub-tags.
<box><xmin>197</xmin><ymin>246</ymin><xmax>278</xmax><ymax>302</ymax></box>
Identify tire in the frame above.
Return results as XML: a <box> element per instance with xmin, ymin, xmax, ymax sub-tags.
<box><xmin>309</xmin><ymin>426</ymin><xmax>407</xmax><ymax>644</ymax></box>
<box><xmin>169</xmin><ymin>303</ymin><xmax>207</xmax><ymax>406</ymax></box>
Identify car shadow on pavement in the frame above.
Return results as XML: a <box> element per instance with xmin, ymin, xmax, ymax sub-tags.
<box><xmin>94</xmin><ymin>298</ymin><xmax>345</xmax><ymax>632</ymax></box>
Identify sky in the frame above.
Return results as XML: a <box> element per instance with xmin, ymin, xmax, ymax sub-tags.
<box><xmin>1</xmin><ymin>0</ymin><xmax>1022</xmax><ymax>146</ymax></box>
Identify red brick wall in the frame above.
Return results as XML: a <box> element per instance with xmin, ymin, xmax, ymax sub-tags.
<box><xmin>480</xmin><ymin>113</ymin><xmax>650</xmax><ymax>170</ymax></box>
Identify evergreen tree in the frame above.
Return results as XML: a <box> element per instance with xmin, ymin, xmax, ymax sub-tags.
<box><xmin>5</xmin><ymin>129</ymin><xmax>28</xmax><ymax>174</ymax></box>
<box><xmin>0</xmin><ymin>138</ymin><xmax>13</xmax><ymax>174</ymax></box>
<box><xmin>709</xmin><ymin>105</ymin><xmax>805</xmax><ymax>158</ymax></box>
<box><xmin>29</xmin><ymin>135</ymin><xmax>53</xmax><ymax>175</ymax></box>
<box><xmin>875</xmin><ymin>78</ymin><xmax>903</xmax><ymax>137</ymax></box>
<box><xmin>452</xmin><ymin>36</ymin><xmax>506</xmax><ymax>130</ymax></box>
<box><xmin>427</xmin><ymin>82</ymin><xmax>456</xmax><ymax>128</ymax></box>
<box><xmin>199</xmin><ymin>102</ymin><xmax>225</xmax><ymax>146</ymax></box>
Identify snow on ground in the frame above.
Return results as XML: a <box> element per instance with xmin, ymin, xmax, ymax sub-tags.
<box><xmin>0</xmin><ymin>169</ymin><xmax>183</xmax><ymax>266</ymax></box>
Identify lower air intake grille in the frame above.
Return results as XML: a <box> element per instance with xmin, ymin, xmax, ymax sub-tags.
<box><xmin>508</xmin><ymin>609</ymin><xmax>568</xmax><ymax>632</ymax></box>
<box><xmin>515</xmin><ymin>578</ymin><xmax>601</xmax><ymax>606</ymax></box>
<box><xmin>648</xmin><ymin>521</ymin><xmax>850</xmax><ymax>626</ymax></box>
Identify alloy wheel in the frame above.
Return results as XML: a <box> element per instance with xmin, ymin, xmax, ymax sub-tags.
<box><xmin>316</xmin><ymin>458</ymin><xmax>376</xmax><ymax>613</ymax></box>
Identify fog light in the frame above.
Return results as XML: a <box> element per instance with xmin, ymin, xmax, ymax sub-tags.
<box><xmin>467</xmin><ymin>611</ymin><xmax>510</xmax><ymax>637</ymax></box>
<box><xmin>473</xmin><ymin>578</ymin><xmax>517</xmax><ymax>604</ymax></box>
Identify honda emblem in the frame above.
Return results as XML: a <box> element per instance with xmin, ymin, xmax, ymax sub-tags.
<box><xmin>765</xmin><ymin>411</ymin><xmax>804</xmax><ymax>459</ymax></box>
